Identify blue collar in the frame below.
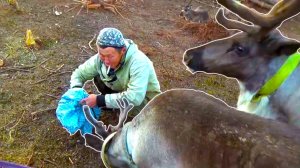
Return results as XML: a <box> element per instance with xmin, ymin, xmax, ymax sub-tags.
<box><xmin>125</xmin><ymin>125</ymin><xmax>134</xmax><ymax>164</ymax></box>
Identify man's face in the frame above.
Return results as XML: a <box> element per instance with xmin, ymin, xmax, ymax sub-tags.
<box><xmin>98</xmin><ymin>46</ymin><xmax>125</xmax><ymax>69</ymax></box>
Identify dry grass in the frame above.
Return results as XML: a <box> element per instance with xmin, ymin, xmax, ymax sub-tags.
<box><xmin>177</xmin><ymin>19</ymin><xmax>229</xmax><ymax>42</ymax></box>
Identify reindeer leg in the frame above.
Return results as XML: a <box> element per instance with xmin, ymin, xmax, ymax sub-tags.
<box><xmin>108</xmin><ymin>97</ymin><xmax>134</xmax><ymax>132</ymax></box>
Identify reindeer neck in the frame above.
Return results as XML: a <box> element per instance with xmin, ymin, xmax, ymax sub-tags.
<box><xmin>239</xmin><ymin>55</ymin><xmax>289</xmax><ymax>95</ymax></box>
<box><xmin>107</xmin><ymin>123</ymin><xmax>136</xmax><ymax>167</ymax></box>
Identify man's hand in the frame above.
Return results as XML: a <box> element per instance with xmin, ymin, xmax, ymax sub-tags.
<box><xmin>80</xmin><ymin>94</ymin><xmax>97</xmax><ymax>107</ymax></box>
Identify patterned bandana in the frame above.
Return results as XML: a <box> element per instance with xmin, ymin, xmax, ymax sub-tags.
<box><xmin>97</xmin><ymin>28</ymin><xmax>125</xmax><ymax>47</ymax></box>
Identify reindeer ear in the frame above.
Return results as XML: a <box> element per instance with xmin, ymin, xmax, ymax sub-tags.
<box><xmin>84</xmin><ymin>133</ymin><xmax>104</xmax><ymax>152</ymax></box>
<box><xmin>273</xmin><ymin>38</ymin><xmax>300</xmax><ymax>56</ymax></box>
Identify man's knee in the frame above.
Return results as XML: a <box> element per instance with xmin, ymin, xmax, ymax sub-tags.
<box><xmin>128</xmin><ymin>99</ymin><xmax>149</xmax><ymax>117</ymax></box>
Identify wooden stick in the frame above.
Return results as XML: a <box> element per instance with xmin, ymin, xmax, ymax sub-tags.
<box><xmin>81</xmin><ymin>47</ymin><xmax>92</xmax><ymax>55</ymax></box>
<box><xmin>0</xmin><ymin>67</ymin><xmax>32</xmax><ymax>73</ymax></box>
<box><xmin>0</xmin><ymin>59</ymin><xmax>51</xmax><ymax>74</ymax></box>
<box><xmin>88</xmin><ymin>34</ymin><xmax>97</xmax><ymax>52</ymax></box>
<box><xmin>0</xmin><ymin>119</ymin><xmax>16</xmax><ymax>130</ymax></box>
<box><xmin>18</xmin><ymin>91</ymin><xmax>29</xmax><ymax>96</ymax></box>
<box><xmin>35</xmin><ymin>58</ymin><xmax>51</xmax><ymax>68</ymax></box>
<box><xmin>42</xmin><ymin>64</ymin><xmax>65</xmax><ymax>73</ymax></box>
<box><xmin>26</xmin><ymin>153</ymin><xmax>34</xmax><ymax>166</ymax></box>
<box><xmin>43</xmin><ymin>158</ymin><xmax>59</xmax><ymax>167</ymax></box>
<box><xmin>68</xmin><ymin>157</ymin><xmax>74</xmax><ymax>165</ymax></box>
<box><xmin>31</xmin><ymin>70</ymin><xmax>72</xmax><ymax>85</ymax></box>
<box><xmin>65</xmin><ymin>4</ymin><xmax>81</xmax><ymax>13</ymax></box>
<box><xmin>41</xmin><ymin>65</ymin><xmax>56</xmax><ymax>73</ymax></box>
<box><xmin>51</xmin><ymin>70</ymin><xmax>72</xmax><ymax>77</ymax></box>
<box><xmin>76</xmin><ymin>4</ymin><xmax>85</xmax><ymax>16</ymax></box>
<box><xmin>44</xmin><ymin>93</ymin><xmax>59</xmax><ymax>99</ymax></box>
<box><xmin>31</xmin><ymin>78</ymin><xmax>47</xmax><ymax>85</ymax></box>
<box><xmin>9</xmin><ymin>110</ymin><xmax>26</xmax><ymax>130</ymax></box>
<box><xmin>4</xmin><ymin>65</ymin><xmax>35</xmax><ymax>69</ymax></box>
<box><xmin>31</xmin><ymin>107</ymin><xmax>57</xmax><ymax>116</ymax></box>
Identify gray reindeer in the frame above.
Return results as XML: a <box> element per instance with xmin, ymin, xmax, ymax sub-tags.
<box><xmin>180</xmin><ymin>0</ymin><xmax>209</xmax><ymax>23</ymax></box>
<box><xmin>183</xmin><ymin>0</ymin><xmax>300</xmax><ymax>127</ymax></box>
<box><xmin>83</xmin><ymin>90</ymin><xmax>300</xmax><ymax>168</ymax></box>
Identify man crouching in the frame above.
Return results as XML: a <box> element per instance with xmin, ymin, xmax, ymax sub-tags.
<box><xmin>70</xmin><ymin>27</ymin><xmax>161</xmax><ymax>115</ymax></box>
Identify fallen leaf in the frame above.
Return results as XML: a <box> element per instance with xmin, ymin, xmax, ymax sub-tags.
<box><xmin>25</xmin><ymin>29</ymin><xmax>36</xmax><ymax>47</ymax></box>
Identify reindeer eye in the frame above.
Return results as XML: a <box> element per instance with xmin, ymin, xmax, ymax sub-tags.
<box><xmin>234</xmin><ymin>44</ymin><xmax>248</xmax><ymax>56</ymax></box>
<box><xmin>237</xmin><ymin>46</ymin><xmax>244</xmax><ymax>52</ymax></box>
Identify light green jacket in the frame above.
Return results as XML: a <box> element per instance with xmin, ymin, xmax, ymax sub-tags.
<box><xmin>70</xmin><ymin>39</ymin><xmax>161</xmax><ymax>109</ymax></box>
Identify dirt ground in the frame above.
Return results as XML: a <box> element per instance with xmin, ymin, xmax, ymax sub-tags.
<box><xmin>1</xmin><ymin>0</ymin><xmax>300</xmax><ymax>167</ymax></box>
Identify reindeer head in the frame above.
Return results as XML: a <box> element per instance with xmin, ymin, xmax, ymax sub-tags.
<box><xmin>183</xmin><ymin>0</ymin><xmax>300</xmax><ymax>81</ymax></box>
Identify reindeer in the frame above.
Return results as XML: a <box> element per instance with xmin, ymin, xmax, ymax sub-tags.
<box><xmin>82</xmin><ymin>89</ymin><xmax>300</xmax><ymax>168</ymax></box>
<box><xmin>179</xmin><ymin>0</ymin><xmax>209</xmax><ymax>23</ymax></box>
<box><xmin>183</xmin><ymin>0</ymin><xmax>300</xmax><ymax>127</ymax></box>
<box><xmin>180</xmin><ymin>5</ymin><xmax>209</xmax><ymax>23</ymax></box>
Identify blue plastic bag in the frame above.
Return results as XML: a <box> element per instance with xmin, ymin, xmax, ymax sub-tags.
<box><xmin>56</xmin><ymin>88</ymin><xmax>101</xmax><ymax>135</ymax></box>
<box><xmin>0</xmin><ymin>160</ymin><xmax>30</xmax><ymax>168</ymax></box>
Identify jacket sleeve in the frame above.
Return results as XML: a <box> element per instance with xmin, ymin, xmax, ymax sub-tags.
<box><xmin>104</xmin><ymin>60</ymin><xmax>150</xmax><ymax>108</ymax></box>
<box><xmin>70</xmin><ymin>55</ymin><xmax>99</xmax><ymax>88</ymax></box>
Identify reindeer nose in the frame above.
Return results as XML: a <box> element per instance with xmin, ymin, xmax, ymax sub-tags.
<box><xmin>183</xmin><ymin>50</ymin><xmax>193</xmax><ymax>63</ymax></box>
<box><xmin>183</xmin><ymin>49</ymin><xmax>206</xmax><ymax>72</ymax></box>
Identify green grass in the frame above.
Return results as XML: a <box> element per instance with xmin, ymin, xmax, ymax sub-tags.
<box><xmin>3</xmin><ymin>36</ymin><xmax>36</xmax><ymax>65</ymax></box>
<box><xmin>193</xmin><ymin>74</ymin><xmax>238</xmax><ymax>106</ymax></box>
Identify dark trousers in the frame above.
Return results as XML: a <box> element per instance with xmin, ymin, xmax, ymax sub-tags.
<box><xmin>93</xmin><ymin>75</ymin><xmax>118</xmax><ymax>95</ymax></box>
<box><xmin>93</xmin><ymin>75</ymin><xmax>146</xmax><ymax>116</ymax></box>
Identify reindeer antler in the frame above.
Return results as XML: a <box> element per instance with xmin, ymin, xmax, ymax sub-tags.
<box><xmin>108</xmin><ymin>97</ymin><xmax>134</xmax><ymax>132</ymax></box>
<box><xmin>83</xmin><ymin>97</ymin><xmax>134</xmax><ymax>139</ymax></box>
<box><xmin>83</xmin><ymin>105</ymin><xmax>110</xmax><ymax>139</ymax></box>
<box><xmin>215</xmin><ymin>8</ymin><xmax>259</xmax><ymax>33</ymax></box>
<box><xmin>217</xmin><ymin>0</ymin><xmax>300</xmax><ymax>30</ymax></box>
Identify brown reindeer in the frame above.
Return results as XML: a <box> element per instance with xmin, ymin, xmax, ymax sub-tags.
<box><xmin>83</xmin><ymin>90</ymin><xmax>300</xmax><ymax>167</ymax></box>
<box><xmin>183</xmin><ymin>0</ymin><xmax>300</xmax><ymax>127</ymax></box>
